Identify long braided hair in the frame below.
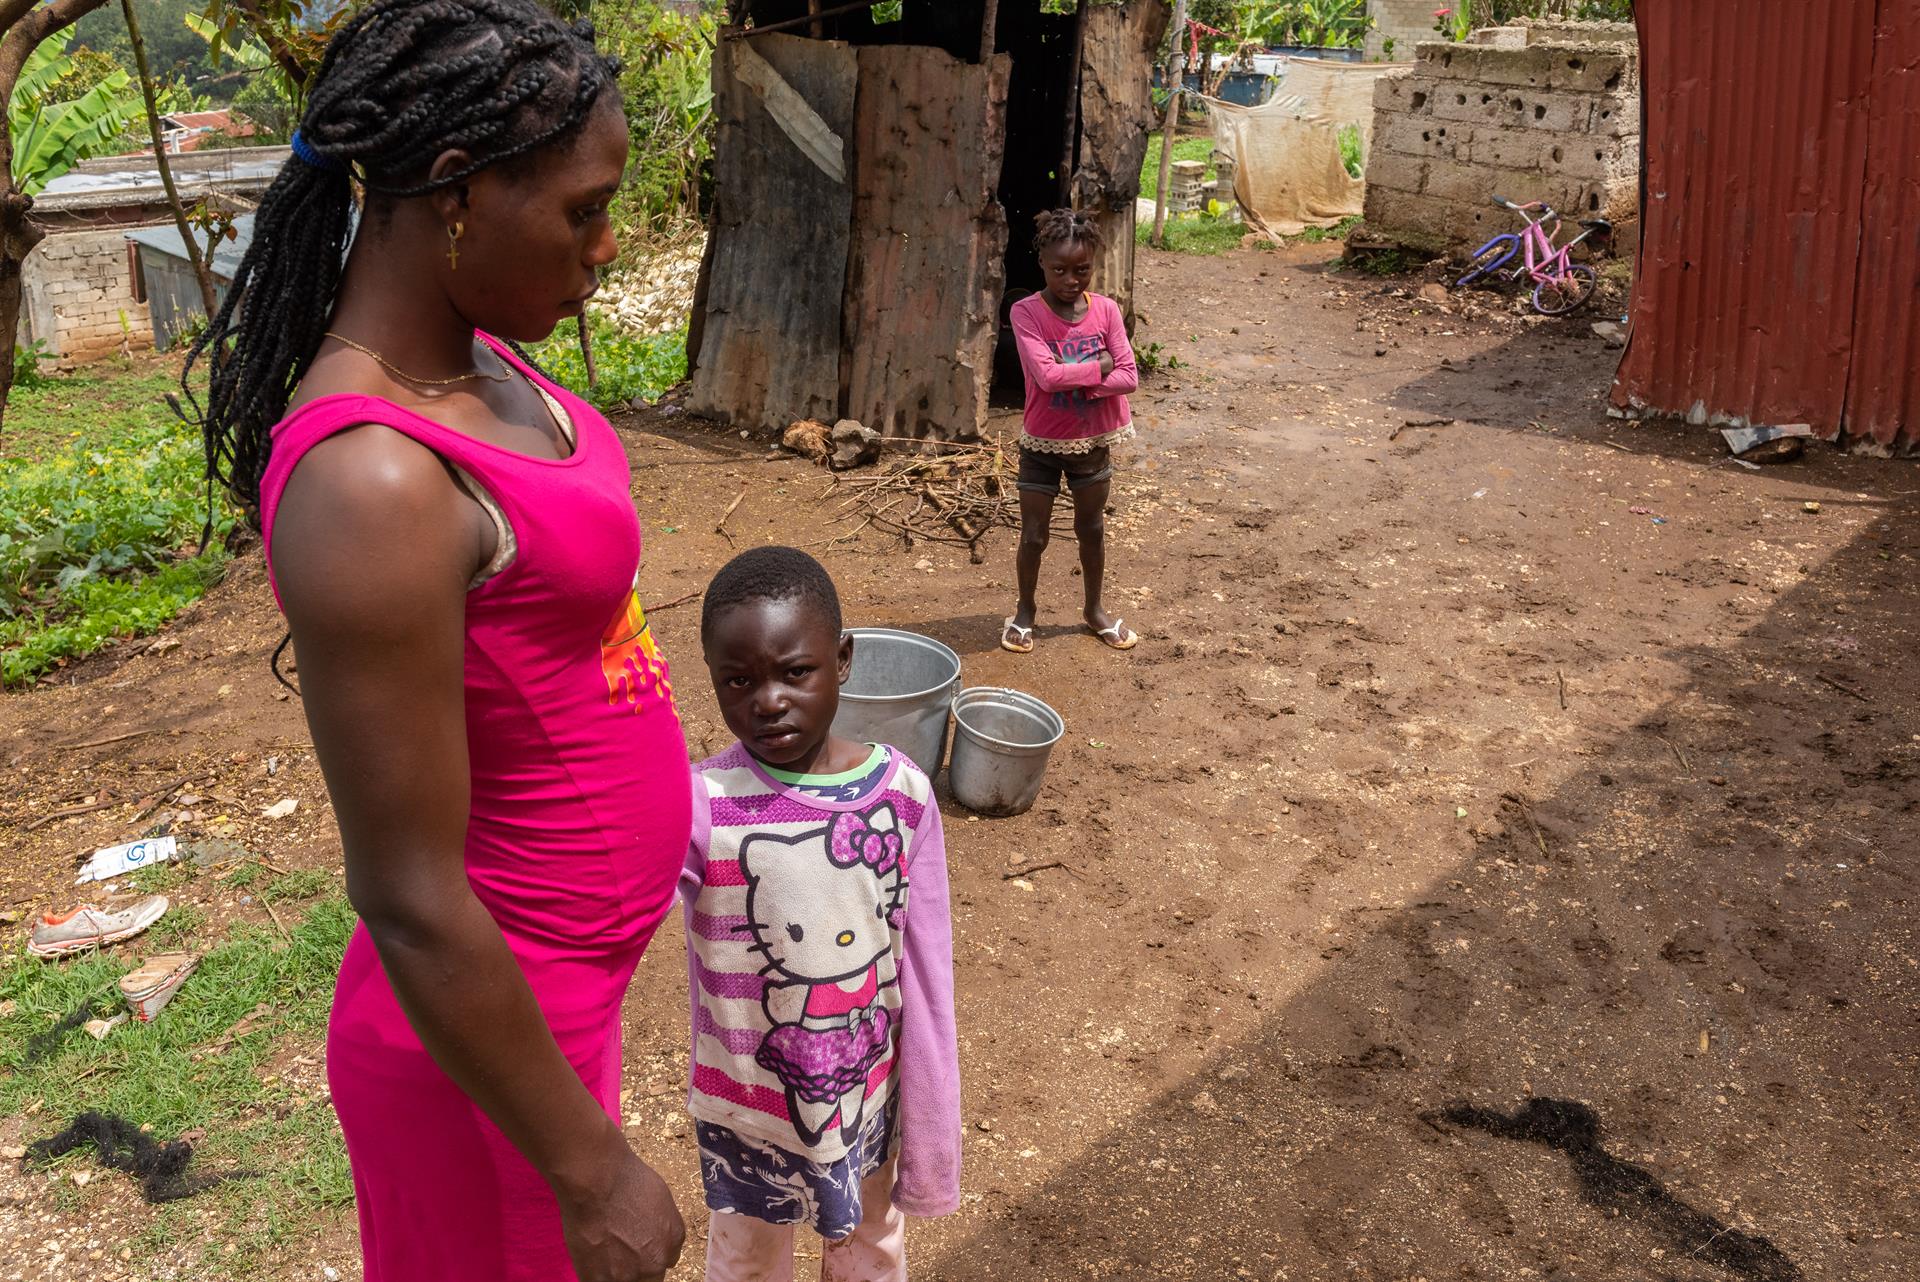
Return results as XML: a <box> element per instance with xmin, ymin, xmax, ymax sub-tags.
<box><xmin>184</xmin><ymin>0</ymin><xmax>620</xmax><ymax>517</ymax></box>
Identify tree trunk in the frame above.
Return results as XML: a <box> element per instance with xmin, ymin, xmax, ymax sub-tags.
<box><xmin>1151</xmin><ymin>0</ymin><xmax>1189</xmax><ymax>248</ymax></box>
<box><xmin>0</xmin><ymin>189</ymin><xmax>45</xmax><ymax>409</ymax></box>
<box><xmin>0</xmin><ymin>0</ymin><xmax>116</xmax><ymax>424</ymax></box>
<box><xmin>122</xmin><ymin>0</ymin><xmax>221</xmax><ymax>320</ymax></box>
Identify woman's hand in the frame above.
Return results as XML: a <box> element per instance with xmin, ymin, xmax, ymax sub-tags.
<box><xmin>556</xmin><ymin>1129</ymin><xmax>686</xmax><ymax>1282</ymax></box>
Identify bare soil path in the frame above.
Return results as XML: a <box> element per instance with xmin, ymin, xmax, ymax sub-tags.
<box><xmin>2</xmin><ymin>240</ymin><xmax>1915</xmax><ymax>1281</ymax></box>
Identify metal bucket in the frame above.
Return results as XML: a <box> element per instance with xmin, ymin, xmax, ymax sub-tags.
<box><xmin>948</xmin><ymin>687</ymin><xmax>1065</xmax><ymax>818</ymax></box>
<box><xmin>831</xmin><ymin>629</ymin><xmax>962</xmax><ymax>777</ymax></box>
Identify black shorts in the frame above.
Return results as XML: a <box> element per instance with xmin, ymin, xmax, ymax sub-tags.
<box><xmin>1017</xmin><ymin>444</ymin><xmax>1113</xmax><ymax>496</ymax></box>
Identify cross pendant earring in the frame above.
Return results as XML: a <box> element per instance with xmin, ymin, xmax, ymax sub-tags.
<box><xmin>447</xmin><ymin>223</ymin><xmax>464</xmax><ymax>271</ymax></box>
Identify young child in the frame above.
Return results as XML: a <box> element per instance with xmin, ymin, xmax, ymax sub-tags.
<box><xmin>1002</xmin><ymin>207</ymin><xmax>1140</xmax><ymax>655</ymax></box>
<box><xmin>681</xmin><ymin>545</ymin><xmax>961</xmax><ymax>1282</ymax></box>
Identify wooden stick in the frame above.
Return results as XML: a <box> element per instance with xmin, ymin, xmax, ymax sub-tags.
<box><xmin>1556</xmin><ymin>668</ymin><xmax>1567</xmax><ymax>710</ymax></box>
<box><xmin>715</xmin><ymin>489</ymin><xmax>747</xmax><ymax>536</ymax></box>
<box><xmin>26</xmin><ymin>795</ymin><xmax>121</xmax><ymax>831</ymax></box>
<box><xmin>978</xmin><ymin>0</ymin><xmax>1000</xmax><ymax>63</ymax></box>
<box><xmin>650</xmin><ymin>590</ymin><xmax>702</xmax><ymax>614</ymax></box>
<box><xmin>59</xmin><ymin>728</ymin><xmax>160</xmax><ymax>751</ymax></box>
<box><xmin>261</xmin><ymin>894</ymin><xmax>292</xmax><ymax>942</ymax></box>
<box><xmin>1004</xmin><ymin>861</ymin><xmax>1073</xmax><ymax>880</ymax></box>
<box><xmin>1657</xmin><ymin>735</ymin><xmax>1690</xmax><ymax>771</ymax></box>
<box><xmin>129</xmin><ymin>774</ymin><xmax>194</xmax><ymax>825</ymax></box>
<box><xmin>1502</xmin><ymin>793</ymin><xmax>1549</xmax><ymax>858</ymax></box>
<box><xmin>727</xmin><ymin>0</ymin><xmax>873</xmax><ymax>39</ymax></box>
<box><xmin>1817</xmin><ymin>673</ymin><xmax>1870</xmax><ymax>702</ymax></box>
<box><xmin>1151</xmin><ymin>0</ymin><xmax>1190</xmax><ymax>247</ymax></box>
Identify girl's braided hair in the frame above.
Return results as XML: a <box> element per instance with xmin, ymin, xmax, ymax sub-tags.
<box><xmin>184</xmin><ymin>0</ymin><xmax>621</xmax><ymax>515</ymax></box>
<box><xmin>1032</xmin><ymin>207</ymin><xmax>1107</xmax><ymax>256</ymax></box>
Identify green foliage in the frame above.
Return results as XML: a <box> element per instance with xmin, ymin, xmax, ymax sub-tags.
<box><xmin>12</xmin><ymin>340</ymin><xmax>54</xmax><ymax>392</ymax></box>
<box><xmin>1137</xmin><ymin>210</ymin><xmax>1260</xmax><ymax>256</ymax></box>
<box><xmin>597</xmin><ymin>2</ymin><xmax>715</xmax><ymax>239</ymax></box>
<box><xmin>9</xmin><ymin>44</ymin><xmax>142</xmax><ymax>196</ymax></box>
<box><xmin>1436</xmin><ymin>0</ymin><xmax>1633</xmax><ymax>35</ymax></box>
<box><xmin>1338</xmin><ymin>122</ymin><xmax>1363</xmax><ymax>178</ymax></box>
<box><xmin>1240</xmin><ymin>0</ymin><xmax>1375</xmax><ymax>49</ymax></box>
<box><xmin>528</xmin><ymin>315</ymin><xmax>688</xmax><ymax>410</ymax></box>
<box><xmin>1295</xmin><ymin>213</ymin><xmax>1362</xmax><ymax>244</ymax></box>
<box><xmin>0</xmin><ymin>368</ymin><xmax>237</xmax><ymax>686</ymax></box>
<box><xmin>1341</xmin><ymin>247</ymin><xmax>1413</xmax><ymax>276</ymax></box>
<box><xmin>1136</xmin><ymin>341</ymin><xmax>1184</xmax><ymax>374</ymax></box>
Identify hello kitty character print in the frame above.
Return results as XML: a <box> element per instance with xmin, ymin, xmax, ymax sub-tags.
<box><xmin>742</xmin><ymin>804</ymin><xmax>907</xmax><ymax>1146</ymax></box>
<box><xmin>680</xmin><ymin>742</ymin><xmax>959</xmax><ymax>1186</ymax></box>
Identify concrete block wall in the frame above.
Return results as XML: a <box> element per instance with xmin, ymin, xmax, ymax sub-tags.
<box><xmin>1366</xmin><ymin>0</ymin><xmax>1438</xmax><ymax>62</ymax></box>
<box><xmin>19</xmin><ymin>227</ymin><xmax>153</xmax><ymax>363</ymax></box>
<box><xmin>1361</xmin><ymin>31</ymin><xmax>1639</xmax><ymax>255</ymax></box>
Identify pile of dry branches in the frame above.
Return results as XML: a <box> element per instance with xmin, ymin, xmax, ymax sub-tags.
<box><xmin>809</xmin><ymin>438</ymin><xmax>1061</xmax><ymax>561</ymax></box>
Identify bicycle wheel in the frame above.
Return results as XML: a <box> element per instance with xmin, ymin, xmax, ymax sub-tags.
<box><xmin>1456</xmin><ymin>236</ymin><xmax>1518</xmax><ymax>288</ymax></box>
<box><xmin>1532</xmin><ymin>264</ymin><xmax>1598</xmax><ymax>316</ymax></box>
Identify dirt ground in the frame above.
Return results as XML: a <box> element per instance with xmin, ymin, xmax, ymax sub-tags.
<box><xmin>3</xmin><ymin>239</ymin><xmax>1917</xmax><ymax>1282</ymax></box>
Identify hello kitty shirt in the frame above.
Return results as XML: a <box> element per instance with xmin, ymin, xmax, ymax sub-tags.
<box><xmin>681</xmin><ymin>742</ymin><xmax>962</xmax><ymax>1228</ymax></box>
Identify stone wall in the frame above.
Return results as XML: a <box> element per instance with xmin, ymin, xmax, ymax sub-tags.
<box><xmin>1361</xmin><ymin>22</ymin><xmax>1640</xmax><ymax>255</ymax></box>
<box><xmin>1366</xmin><ymin>0</ymin><xmax>1439</xmax><ymax>61</ymax></box>
<box><xmin>19</xmin><ymin>227</ymin><xmax>152</xmax><ymax>363</ymax></box>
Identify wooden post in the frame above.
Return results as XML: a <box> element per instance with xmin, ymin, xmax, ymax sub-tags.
<box><xmin>977</xmin><ymin>0</ymin><xmax>1000</xmax><ymax>64</ymax></box>
<box><xmin>1058</xmin><ymin>0</ymin><xmax>1089</xmax><ymax>206</ymax></box>
<box><xmin>1150</xmin><ymin>0</ymin><xmax>1189</xmax><ymax>248</ymax></box>
<box><xmin>123</xmin><ymin>0</ymin><xmax>219</xmax><ymax>321</ymax></box>
<box><xmin>807</xmin><ymin>0</ymin><xmax>821</xmax><ymax>38</ymax></box>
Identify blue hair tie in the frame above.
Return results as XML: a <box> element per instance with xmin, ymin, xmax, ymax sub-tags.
<box><xmin>290</xmin><ymin>130</ymin><xmax>345</xmax><ymax>174</ymax></box>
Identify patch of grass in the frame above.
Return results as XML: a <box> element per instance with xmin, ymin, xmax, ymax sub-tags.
<box><xmin>1292</xmin><ymin>215</ymin><xmax>1364</xmax><ymax>246</ymax></box>
<box><xmin>129</xmin><ymin>858</ymin><xmax>200</xmax><ymax>895</ymax></box>
<box><xmin>528</xmin><ymin>315</ymin><xmax>688</xmax><ymax>411</ymax></box>
<box><xmin>264</xmin><ymin>868</ymin><xmax>331</xmax><ymax>903</ymax></box>
<box><xmin>1</xmin><ymin>361</ymin><xmax>236</xmax><ymax>686</ymax></box>
<box><xmin>148</xmin><ymin>902</ymin><xmax>208</xmax><ymax>951</ymax></box>
<box><xmin>1137</xmin><ymin>211</ymin><xmax>1260</xmax><ymax>256</ymax></box>
<box><xmin>1139</xmin><ymin>133</ymin><xmax>1216</xmax><ymax>199</ymax></box>
<box><xmin>1341</xmin><ymin>249</ymin><xmax>1415</xmax><ymax>276</ymax></box>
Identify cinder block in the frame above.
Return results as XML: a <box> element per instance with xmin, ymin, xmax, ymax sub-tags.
<box><xmin>1418</xmin><ymin>44</ymin><xmax>1485</xmax><ymax>82</ymax></box>
<box><xmin>1363</xmin><ymin>186</ymin><xmax>1495</xmax><ymax>248</ymax></box>
<box><xmin>1549</xmin><ymin>48</ymin><xmax>1634</xmax><ymax>94</ymax></box>
<box><xmin>1366</xmin><ymin>150</ymin><xmax>1429</xmax><ymax>197</ymax></box>
<box><xmin>1374</xmin><ymin>71</ymin><xmax>1434</xmax><ymax>116</ymax></box>
<box><xmin>1470</xmin><ymin>126</ymin><xmax>1556</xmax><ymax>171</ymax></box>
<box><xmin>1588</xmin><ymin>98</ymin><xmax>1635</xmax><ymax>138</ymax></box>
<box><xmin>1477</xmin><ymin>46</ymin><xmax>1555</xmax><ymax>90</ymax></box>
<box><xmin>1379</xmin><ymin>116</ymin><xmax>1473</xmax><ymax>162</ymax></box>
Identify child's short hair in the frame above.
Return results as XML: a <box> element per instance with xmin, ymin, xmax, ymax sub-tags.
<box><xmin>1033</xmin><ymin>207</ymin><xmax>1107</xmax><ymax>255</ymax></box>
<box><xmin>701</xmin><ymin>545</ymin><xmax>844</xmax><ymax>641</ymax></box>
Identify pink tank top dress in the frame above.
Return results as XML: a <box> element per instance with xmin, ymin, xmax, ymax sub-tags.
<box><xmin>257</xmin><ymin>336</ymin><xmax>690</xmax><ymax>1282</ymax></box>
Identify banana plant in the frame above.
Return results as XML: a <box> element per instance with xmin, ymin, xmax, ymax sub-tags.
<box><xmin>9</xmin><ymin>44</ymin><xmax>140</xmax><ymax>197</ymax></box>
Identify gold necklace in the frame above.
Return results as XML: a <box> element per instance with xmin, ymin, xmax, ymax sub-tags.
<box><xmin>323</xmin><ymin>331</ymin><xmax>513</xmax><ymax>385</ymax></box>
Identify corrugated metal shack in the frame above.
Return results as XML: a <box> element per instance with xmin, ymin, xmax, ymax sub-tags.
<box><xmin>124</xmin><ymin>214</ymin><xmax>255</xmax><ymax>350</ymax></box>
<box><xmin>1613</xmin><ymin>0</ymin><xmax>1920</xmax><ymax>455</ymax></box>
<box><xmin>687</xmin><ymin>0</ymin><xmax>1169</xmax><ymax>441</ymax></box>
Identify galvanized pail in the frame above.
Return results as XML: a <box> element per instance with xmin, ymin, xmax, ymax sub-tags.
<box><xmin>948</xmin><ymin>687</ymin><xmax>1065</xmax><ymax>817</ymax></box>
<box><xmin>831</xmin><ymin>629</ymin><xmax>963</xmax><ymax>777</ymax></box>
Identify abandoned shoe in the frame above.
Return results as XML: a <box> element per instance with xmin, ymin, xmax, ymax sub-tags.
<box><xmin>28</xmin><ymin>895</ymin><xmax>170</xmax><ymax>958</ymax></box>
<box><xmin>119</xmin><ymin>952</ymin><xmax>198</xmax><ymax>1022</ymax></box>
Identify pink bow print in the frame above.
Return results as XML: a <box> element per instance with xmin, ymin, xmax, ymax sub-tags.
<box><xmin>829</xmin><ymin>808</ymin><xmax>903</xmax><ymax>878</ymax></box>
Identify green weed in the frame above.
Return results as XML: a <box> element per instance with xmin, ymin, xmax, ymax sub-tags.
<box><xmin>529</xmin><ymin>315</ymin><xmax>688</xmax><ymax>410</ymax></box>
<box><xmin>1338</xmin><ymin>124</ymin><xmax>1365</xmax><ymax>179</ymax></box>
<box><xmin>1293</xmin><ymin>215</ymin><xmax>1364</xmax><ymax>245</ymax></box>
<box><xmin>0</xmin><ymin>364</ymin><xmax>236</xmax><ymax>685</ymax></box>
<box><xmin>1137</xmin><ymin>212</ymin><xmax>1260</xmax><ymax>256</ymax></box>
<box><xmin>264</xmin><ymin>869</ymin><xmax>331</xmax><ymax>903</ymax></box>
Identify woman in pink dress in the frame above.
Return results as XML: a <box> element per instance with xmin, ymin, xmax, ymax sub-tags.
<box><xmin>184</xmin><ymin>2</ymin><xmax>687</xmax><ymax>1278</ymax></box>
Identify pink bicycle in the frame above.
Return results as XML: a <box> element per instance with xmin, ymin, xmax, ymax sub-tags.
<box><xmin>1455</xmin><ymin>196</ymin><xmax>1610</xmax><ymax>316</ymax></box>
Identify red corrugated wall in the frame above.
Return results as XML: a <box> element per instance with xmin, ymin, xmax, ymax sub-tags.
<box><xmin>1614</xmin><ymin>0</ymin><xmax>1920</xmax><ymax>452</ymax></box>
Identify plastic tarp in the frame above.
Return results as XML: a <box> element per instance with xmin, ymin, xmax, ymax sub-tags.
<box><xmin>1207</xmin><ymin>57</ymin><xmax>1409</xmax><ymax>238</ymax></box>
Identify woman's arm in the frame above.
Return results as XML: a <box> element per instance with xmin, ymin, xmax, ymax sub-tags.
<box><xmin>273</xmin><ymin>426</ymin><xmax>682</xmax><ymax>1282</ymax></box>
<box><xmin>1011</xmin><ymin>302</ymin><xmax>1105</xmax><ymax>395</ymax></box>
<box><xmin>892</xmin><ymin>798</ymin><xmax>961</xmax><ymax>1216</ymax></box>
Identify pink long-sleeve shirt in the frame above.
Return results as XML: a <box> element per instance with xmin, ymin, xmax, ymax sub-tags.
<box><xmin>1010</xmin><ymin>291</ymin><xmax>1137</xmax><ymax>452</ymax></box>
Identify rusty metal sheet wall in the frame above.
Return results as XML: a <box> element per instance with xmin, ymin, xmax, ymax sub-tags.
<box><xmin>1844</xmin><ymin>7</ymin><xmax>1920</xmax><ymax>449</ymax></box>
<box><xmin>1613</xmin><ymin>0</ymin><xmax>1887</xmax><ymax>443</ymax></box>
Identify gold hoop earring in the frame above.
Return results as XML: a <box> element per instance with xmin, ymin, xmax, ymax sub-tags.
<box><xmin>446</xmin><ymin>223</ymin><xmax>464</xmax><ymax>271</ymax></box>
